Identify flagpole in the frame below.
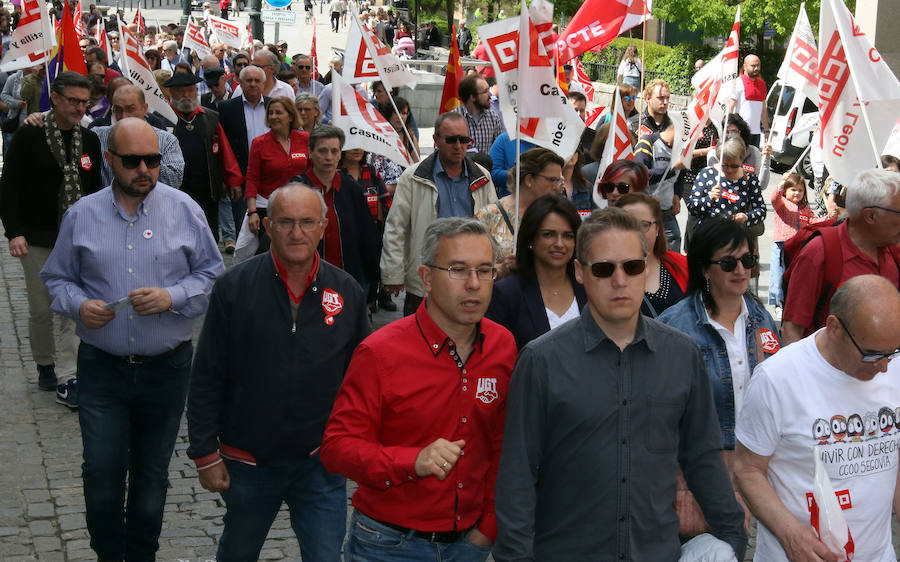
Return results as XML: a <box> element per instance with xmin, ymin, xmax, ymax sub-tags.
<box><xmin>637</xmin><ymin>6</ymin><xmax>647</xmax><ymax>134</ymax></box>
<box><xmin>787</xmin><ymin>143</ymin><xmax>811</xmax><ymax>174</ymax></box>
<box><xmin>514</xmin><ymin>112</ymin><xmax>521</xmax><ymax>249</ymax></box>
<box><xmin>831</xmin><ymin>3</ymin><xmax>884</xmax><ymax>167</ymax></box>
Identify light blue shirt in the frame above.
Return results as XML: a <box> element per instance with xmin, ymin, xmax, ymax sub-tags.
<box><xmin>41</xmin><ymin>183</ymin><xmax>225</xmax><ymax>356</ymax></box>
<box><xmin>433</xmin><ymin>156</ymin><xmax>471</xmax><ymax>218</ymax></box>
<box><xmin>241</xmin><ymin>94</ymin><xmax>269</xmax><ymax>151</ymax></box>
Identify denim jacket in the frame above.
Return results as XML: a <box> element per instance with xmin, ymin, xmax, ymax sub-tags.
<box><xmin>658</xmin><ymin>291</ymin><xmax>780</xmax><ymax>449</ymax></box>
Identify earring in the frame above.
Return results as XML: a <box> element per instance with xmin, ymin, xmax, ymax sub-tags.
<box><xmin>528</xmin><ymin>244</ymin><xmax>533</xmax><ymax>250</ymax></box>
<box><xmin>705</xmin><ymin>277</ymin><xmax>710</xmax><ymax>293</ymax></box>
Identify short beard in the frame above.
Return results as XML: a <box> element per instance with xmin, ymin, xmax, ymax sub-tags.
<box><xmin>173</xmin><ymin>97</ymin><xmax>198</xmax><ymax>114</ymax></box>
<box><xmin>114</xmin><ymin>177</ymin><xmax>156</xmax><ymax>198</ymax></box>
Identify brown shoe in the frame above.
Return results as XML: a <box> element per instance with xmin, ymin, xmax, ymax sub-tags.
<box><xmin>224</xmin><ymin>240</ymin><xmax>236</xmax><ymax>254</ymax></box>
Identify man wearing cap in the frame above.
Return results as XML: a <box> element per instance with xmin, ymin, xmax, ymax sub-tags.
<box><xmin>166</xmin><ymin>72</ymin><xmax>244</xmax><ymax>240</ymax></box>
<box><xmin>40</xmin><ymin>117</ymin><xmax>224</xmax><ymax>562</ymax></box>
<box><xmin>201</xmin><ymin>67</ymin><xmax>231</xmax><ymax>110</ymax></box>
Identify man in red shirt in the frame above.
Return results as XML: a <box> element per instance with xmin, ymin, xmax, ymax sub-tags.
<box><xmin>321</xmin><ymin>217</ymin><xmax>517</xmax><ymax>561</ymax></box>
<box><xmin>782</xmin><ymin>168</ymin><xmax>900</xmax><ymax>344</ymax></box>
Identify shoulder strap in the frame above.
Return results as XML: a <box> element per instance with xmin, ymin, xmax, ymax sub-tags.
<box><xmin>496</xmin><ymin>202</ymin><xmax>515</xmax><ymax>234</ymax></box>
<box><xmin>812</xmin><ymin>226</ymin><xmax>843</xmax><ymax>327</ymax></box>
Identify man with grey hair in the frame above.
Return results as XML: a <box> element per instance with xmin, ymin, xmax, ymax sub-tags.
<box><xmin>188</xmin><ymin>182</ymin><xmax>370</xmax><ymax>561</ymax></box>
<box><xmin>322</xmin><ymin>217</ymin><xmax>516</xmax><ymax>559</ymax></box>
<box><xmin>233</xmin><ymin>49</ymin><xmax>295</xmax><ymax>99</ymax></box>
<box><xmin>291</xmin><ymin>53</ymin><xmax>325</xmax><ymax>96</ymax></box>
<box><xmin>160</xmin><ymin>40</ymin><xmax>183</xmax><ymax>72</ymax></box>
<box><xmin>735</xmin><ymin>274</ymin><xmax>900</xmax><ymax>561</ymax></box>
<box><xmin>782</xmin><ymin>168</ymin><xmax>900</xmax><ymax>344</ymax></box>
<box><xmin>382</xmin><ymin>112</ymin><xmax>496</xmax><ymax>315</ymax></box>
<box><xmin>494</xmin><ymin>208</ymin><xmax>747</xmax><ymax>561</ymax></box>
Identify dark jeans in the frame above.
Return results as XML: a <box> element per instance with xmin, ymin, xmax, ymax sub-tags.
<box><xmin>345</xmin><ymin>510</ymin><xmax>491</xmax><ymax>562</ymax></box>
<box><xmin>77</xmin><ymin>341</ymin><xmax>192</xmax><ymax>561</ymax></box>
<box><xmin>231</xmin><ymin>196</ymin><xmax>247</xmax><ymax>240</ymax></box>
<box><xmin>402</xmin><ymin>293</ymin><xmax>423</xmax><ymax>317</ymax></box>
<box><xmin>217</xmin><ymin>456</ymin><xmax>346</xmax><ymax>562</ymax></box>
<box><xmin>331</xmin><ymin>11</ymin><xmax>340</xmax><ymax>30</ymax></box>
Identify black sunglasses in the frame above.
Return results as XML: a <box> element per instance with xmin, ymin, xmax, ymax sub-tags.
<box><xmin>441</xmin><ymin>135</ymin><xmax>472</xmax><ymax>145</ymax></box>
<box><xmin>709</xmin><ymin>252</ymin><xmax>757</xmax><ymax>272</ymax></box>
<box><xmin>599</xmin><ymin>182</ymin><xmax>631</xmax><ymax>195</ymax></box>
<box><xmin>294</xmin><ymin>64</ymin><xmax>311</xmax><ymax>69</ymax></box>
<box><xmin>110</xmin><ymin>151</ymin><xmax>162</xmax><ymax>169</ymax></box>
<box><xmin>585</xmin><ymin>259</ymin><xmax>646</xmax><ymax>278</ymax></box>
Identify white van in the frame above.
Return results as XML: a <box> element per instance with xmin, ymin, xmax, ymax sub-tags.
<box><xmin>766</xmin><ymin>80</ymin><xmax>818</xmax><ymax>177</ymax></box>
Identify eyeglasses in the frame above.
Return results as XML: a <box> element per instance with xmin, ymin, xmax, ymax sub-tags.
<box><xmin>536</xmin><ymin>174</ymin><xmax>565</xmax><ymax>186</ymax></box>
<box><xmin>721</xmin><ymin>163</ymin><xmax>742</xmax><ymax>170</ymax></box>
<box><xmin>294</xmin><ymin>64</ymin><xmax>311</xmax><ymax>69</ymax></box>
<box><xmin>109</xmin><ymin>151</ymin><xmax>162</xmax><ymax>169</ymax></box>
<box><xmin>61</xmin><ymin>95</ymin><xmax>91</xmax><ymax>107</ymax></box>
<box><xmin>234</xmin><ymin>62</ymin><xmax>249</xmax><ymax>68</ymax></box>
<box><xmin>584</xmin><ymin>259</ymin><xmax>646</xmax><ymax>278</ymax></box>
<box><xmin>836</xmin><ymin>316</ymin><xmax>900</xmax><ymax>363</ymax></box>
<box><xmin>866</xmin><ymin>205</ymin><xmax>900</xmax><ymax>215</ymax></box>
<box><xmin>637</xmin><ymin>220</ymin><xmax>657</xmax><ymax>233</ymax></box>
<box><xmin>426</xmin><ymin>264</ymin><xmax>497</xmax><ymax>281</ymax></box>
<box><xmin>709</xmin><ymin>252</ymin><xmax>757</xmax><ymax>272</ymax></box>
<box><xmin>440</xmin><ymin>135</ymin><xmax>473</xmax><ymax>145</ymax></box>
<box><xmin>622</xmin><ymin>95</ymin><xmax>636</xmax><ymax>101</ymax></box>
<box><xmin>271</xmin><ymin>217</ymin><xmax>324</xmax><ymax>232</ymax></box>
<box><xmin>599</xmin><ymin>182</ymin><xmax>631</xmax><ymax>195</ymax></box>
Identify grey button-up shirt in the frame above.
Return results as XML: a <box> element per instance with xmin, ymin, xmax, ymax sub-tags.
<box><xmin>494</xmin><ymin>307</ymin><xmax>747</xmax><ymax>561</ymax></box>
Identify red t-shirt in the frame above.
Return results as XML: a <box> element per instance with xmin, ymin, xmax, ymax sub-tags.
<box><xmin>783</xmin><ymin>220</ymin><xmax>900</xmax><ymax>333</ymax></box>
<box><xmin>245</xmin><ymin>129</ymin><xmax>310</xmax><ymax>200</ymax></box>
<box><xmin>304</xmin><ymin>170</ymin><xmax>343</xmax><ymax>270</ymax></box>
<box><xmin>320</xmin><ymin>301</ymin><xmax>517</xmax><ymax>541</ymax></box>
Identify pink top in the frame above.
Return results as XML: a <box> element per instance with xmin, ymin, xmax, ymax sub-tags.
<box><xmin>770</xmin><ymin>188</ymin><xmax>828</xmax><ymax>242</ymax></box>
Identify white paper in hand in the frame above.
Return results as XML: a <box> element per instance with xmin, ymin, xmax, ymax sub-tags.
<box><xmin>812</xmin><ymin>445</ymin><xmax>854</xmax><ymax>561</ymax></box>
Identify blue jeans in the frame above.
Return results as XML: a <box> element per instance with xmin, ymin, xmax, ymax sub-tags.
<box><xmin>768</xmin><ymin>241</ymin><xmax>785</xmax><ymax>306</ymax></box>
<box><xmin>662</xmin><ymin>211</ymin><xmax>682</xmax><ymax>253</ymax></box>
<box><xmin>345</xmin><ymin>510</ymin><xmax>492</xmax><ymax>562</ymax></box>
<box><xmin>219</xmin><ymin>197</ymin><xmax>236</xmax><ymax>243</ymax></box>
<box><xmin>77</xmin><ymin>341</ymin><xmax>192</xmax><ymax>562</ymax></box>
<box><xmin>217</xmin><ymin>455</ymin><xmax>347</xmax><ymax>562</ymax></box>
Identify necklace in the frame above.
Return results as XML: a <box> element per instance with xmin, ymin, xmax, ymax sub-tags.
<box><xmin>180</xmin><ymin>112</ymin><xmax>199</xmax><ymax>131</ymax></box>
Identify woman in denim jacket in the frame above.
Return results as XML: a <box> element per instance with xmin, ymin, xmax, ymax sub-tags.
<box><xmin>658</xmin><ymin>218</ymin><xmax>779</xmax><ymax>537</ymax></box>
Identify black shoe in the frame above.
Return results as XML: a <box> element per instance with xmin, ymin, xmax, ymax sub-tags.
<box><xmin>56</xmin><ymin>379</ymin><xmax>78</xmax><ymax>410</ymax></box>
<box><xmin>37</xmin><ymin>364</ymin><xmax>57</xmax><ymax>391</ymax></box>
<box><xmin>378</xmin><ymin>292</ymin><xmax>398</xmax><ymax>312</ymax></box>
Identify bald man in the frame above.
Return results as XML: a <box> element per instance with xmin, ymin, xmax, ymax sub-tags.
<box><xmin>728</xmin><ymin>54</ymin><xmax>770</xmax><ymax>148</ymax></box>
<box><xmin>41</xmin><ymin>118</ymin><xmax>224</xmax><ymax>561</ymax></box>
<box><xmin>735</xmin><ymin>275</ymin><xmax>900</xmax><ymax>562</ymax></box>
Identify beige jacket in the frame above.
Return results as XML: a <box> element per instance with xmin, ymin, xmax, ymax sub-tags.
<box><xmin>380</xmin><ymin>152</ymin><xmax>497</xmax><ymax>297</ymax></box>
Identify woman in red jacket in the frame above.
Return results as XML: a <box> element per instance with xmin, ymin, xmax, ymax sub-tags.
<box><xmin>616</xmin><ymin>192</ymin><xmax>688</xmax><ymax>318</ymax></box>
<box><xmin>242</xmin><ymin>97</ymin><xmax>309</xmax><ymax>255</ymax></box>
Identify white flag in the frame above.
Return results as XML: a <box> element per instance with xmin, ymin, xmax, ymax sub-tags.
<box><xmin>517</xmin><ymin>4</ymin><xmax>565</xmax><ymax>120</ymax></box>
<box><xmin>592</xmin><ymin>86</ymin><xmax>635</xmax><ymax>208</ymax></box>
<box><xmin>343</xmin><ymin>7</ymin><xmax>415</xmax><ymax>90</ymax></box>
<box><xmin>818</xmin><ymin>0</ymin><xmax>900</xmax><ymax>184</ymax></box>
<box><xmin>331</xmin><ymin>72</ymin><xmax>415</xmax><ymax>167</ymax></box>
<box><xmin>184</xmin><ymin>18</ymin><xmax>212</xmax><ymax>59</ymax></box>
<box><xmin>207</xmin><ymin>14</ymin><xmax>242</xmax><ymax>49</ymax></box>
<box><xmin>118</xmin><ymin>21</ymin><xmax>178</xmax><ymax>124</ymax></box>
<box><xmin>0</xmin><ymin>0</ymin><xmax>54</xmax><ymax>72</ymax></box>
<box><xmin>477</xmin><ymin>15</ymin><xmax>585</xmax><ymax>159</ymax></box>
<box><xmin>777</xmin><ymin>2</ymin><xmax>818</xmax><ymax>104</ymax></box>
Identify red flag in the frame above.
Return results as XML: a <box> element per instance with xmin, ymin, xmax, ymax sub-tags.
<box><xmin>246</xmin><ymin>21</ymin><xmax>254</xmax><ymax>56</ymax></box>
<box><xmin>570</xmin><ymin>57</ymin><xmax>595</xmax><ymax>102</ymax></box>
<box><xmin>132</xmin><ymin>3</ymin><xmax>145</xmax><ymax>35</ymax></box>
<box><xmin>592</xmin><ymin>84</ymin><xmax>634</xmax><ymax>208</ymax></box>
<box><xmin>58</xmin><ymin>0</ymin><xmax>87</xmax><ymax>74</ymax></box>
<box><xmin>556</xmin><ymin>0</ymin><xmax>651</xmax><ymax>62</ymax></box>
<box><xmin>555</xmin><ymin>49</ymin><xmax>568</xmax><ymax>95</ymax></box>
<box><xmin>310</xmin><ymin>18</ymin><xmax>320</xmax><ymax>79</ymax></box>
<box><xmin>439</xmin><ymin>24</ymin><xmax>463</xmax><ymax>113</ymax></box>
<box><xmin>72</xmin><ymin>0</ymin><xmax>84</xmax><ymax>37</ymax></box>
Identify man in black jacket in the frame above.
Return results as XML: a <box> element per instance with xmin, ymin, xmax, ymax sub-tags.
<box><xmin>187</xmin><ymin>183</ymin><xmax>370</xmax><ymax>562</ymax></box>
<box><xmin>292</xmin><ymin>125</ymin><xmax>382</xmax><ymax>295</ymax></box>
<box><xmin>0</xmin><ymin>71</ymin><xmax>103</xmax><ymax>408</ymax></box>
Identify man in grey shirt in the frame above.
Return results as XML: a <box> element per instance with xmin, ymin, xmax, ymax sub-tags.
<box><xmin>493</xmin><ymin>208</ymin><xmax>746</xmax><ymax>561</ymax></box>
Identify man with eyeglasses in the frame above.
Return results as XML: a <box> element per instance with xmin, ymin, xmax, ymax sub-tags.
<box><xmin>291</xmin><ymin>53</ymin><xmax>325</xmax><ymax>96</ymax></box>
<box><xmin>322</xmin><ymin>217</ymin><xmax>515</xmax><ymax>560</ymax></box>
<box><xmin>494</xmin><ymin>208</ymin><xmax>747</xmax><ymax>561</ymax></box>
<box><xmin>735</xmin><ymin>274</ymin><xmax>900</xmax><ymax>562</ymax></box>
<box><xmin>382</xmin><ymin>112</ymin><xmax>497</xmax><ymax>316</ymax></box>
<box><xmin>40</xmin><ymin>117</ymin><xmax>224</xmax><ymax>560</ymax></box>
<box><xmin>188</xmin><ymin>182</ymin><xmax>369</xmax><ymax>561</ymax></box>
<box><xmin>0</xmin><ymin>71</ymin><xmax>103</xmax><ymax>408</ymax></box>
<box><xmin>458</xmin><ymin>74</ymin><xmax>502</xmax><ymax>154</ymax></box>
<box><xmin>782</xmin><ymin>168</ymin><xmax>900</xmax><ymax>344</ymax></box>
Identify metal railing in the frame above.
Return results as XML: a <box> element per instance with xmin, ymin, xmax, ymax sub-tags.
<box><xmin>580</xmin><ymin>61</ymin><xmax>694</xmax><ymax>95</ymax></box>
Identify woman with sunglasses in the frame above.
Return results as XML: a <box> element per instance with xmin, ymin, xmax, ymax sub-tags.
<box><xmin>658</xmin><ymin>218</ymin><xmax>779</xmax><ymax>538</ymax></box>
<box><xmin>486</xmin><ymin>194</ymin><xmax>586</xmax><ymax>350</ymax></box>
<box><xmin>688</xmin><ymin>137</ymin><xmax>766</xmax><ymax>230</ymax></box>
<box><xmin>597</xmin><ymin>84</ymin><xmax>639</xmax><ymax>126</ymax></box>
<box><xmin>616</xmin><ymin>193</ymin><xmax>687</xmax><ymax>317</ymax></box>
<box><xmin>581</xmin><ymin>159</ymin><xmax>648</xmax><ymax>213</ymax></box>
<box><xmin>144</xmin><ymin>49</ymin><xmax>162</xmax><ymax>71</ymax></box>
<box><xmin>475</xmin><ymin>147</ymin><xmax>566</xmax><ymax>262</ymax></box>
<box><xmin>236</xmin><ymin>97</ymin><xmax>309</xmax><ymax>260</ymax></box>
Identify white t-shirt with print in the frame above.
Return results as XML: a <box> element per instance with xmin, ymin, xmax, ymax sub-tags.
<box><xmin>736</xmin><ymin>331</ymin><xmax>900</xmax><ymax>562</ymax></box>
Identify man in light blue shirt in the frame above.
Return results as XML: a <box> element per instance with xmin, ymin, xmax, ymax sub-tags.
<box><xmin>433</xmin><ymin>150</ymin><xmax>471</xmax><ymax>217</ymax></box>
<box><xmin>41</xmin><ymin>118</ymin><xmax>224</xmax><ymax>562</ymax></box>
